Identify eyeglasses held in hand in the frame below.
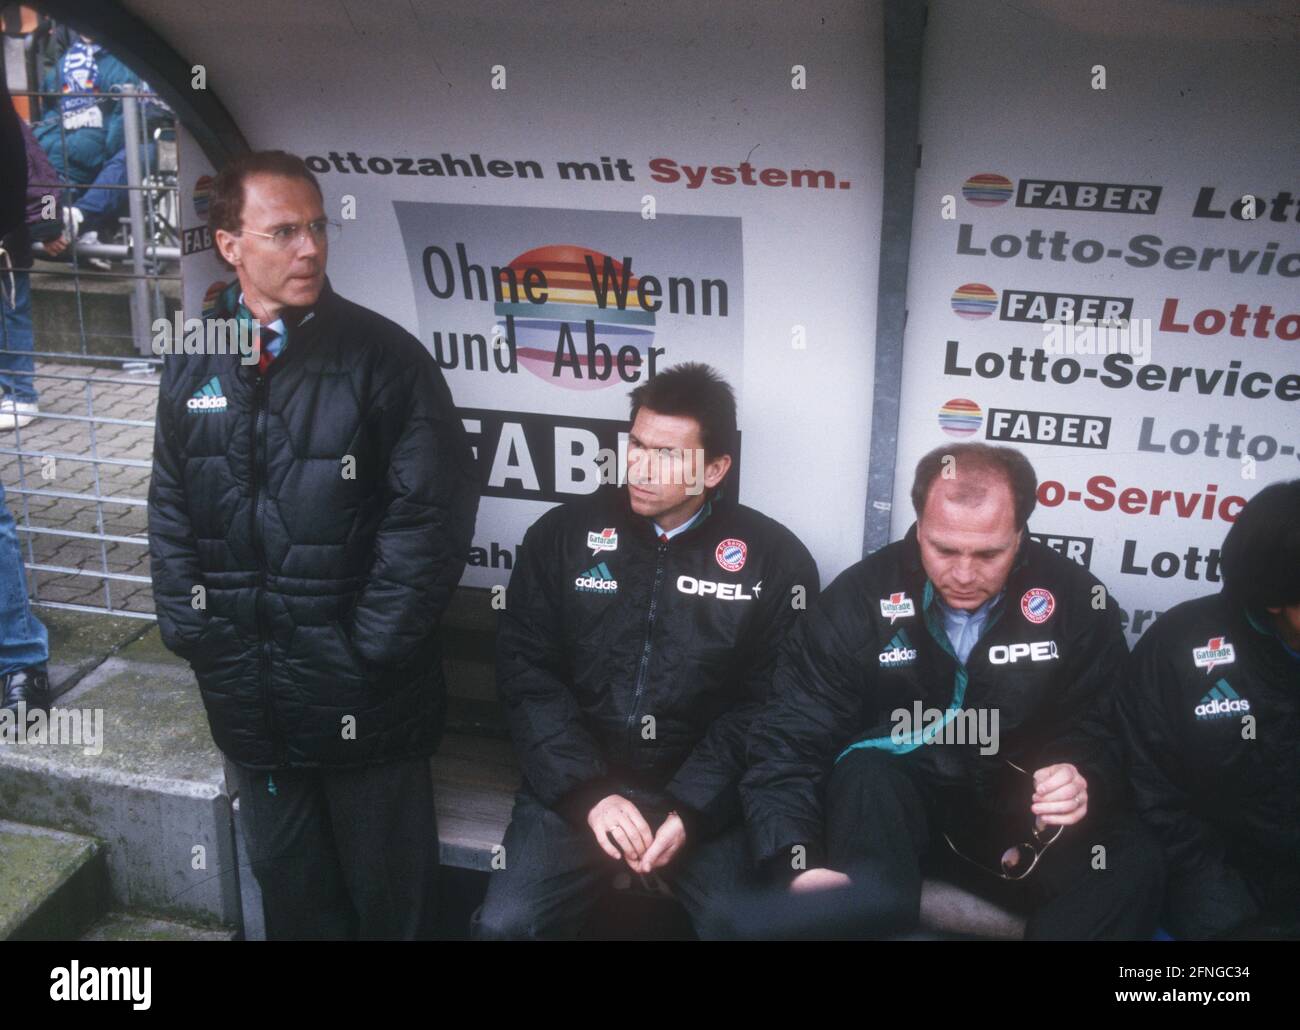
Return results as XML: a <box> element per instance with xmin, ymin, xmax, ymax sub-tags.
<box><xmin>941</xmin><ymin>760</ymin><xmax>1065</xmax><ymax>881</ymax></box>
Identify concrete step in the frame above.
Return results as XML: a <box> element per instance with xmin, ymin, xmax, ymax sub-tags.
<box><xmin>0</xmin><ymin>646</ymin><xmax>241</xmax><ymax>930</ymax></box>
<box><xmin>0</xmin><ymin>819</ymin><xmax>109</xmax><ymax>940</ymax></box>
<box><xmin>30</xmin><ymin>260</ymin><xmax>181</xmax><ymax>359</ymax></box>
<box><xmin>79</xmin><ymin>909</ymin><xmax>236</xmax><ymax>941</ymax></box>
<box><xmin>42</xmin><ymin>608</ymin><xmax>153</xmax><ymax>702</ymax></box>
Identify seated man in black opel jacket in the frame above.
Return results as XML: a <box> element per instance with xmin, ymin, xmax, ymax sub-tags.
<box><xmin>1116</xmin><ymin>479</ymin><xmax>1300</xmax><ymax>939</ymax></box>
<box><xmin>473</xmin><ymin>363</ymin><xmax>818</xmax><ymax>939</ymax></box>
<box><xmin>148</xmin><ymin>150</ymin><xmax>479</xmax><ymax>939</ymax></box>
<box><xmin>740</xmin><ymin>443</ymin><xmax>1164</xmax><ymax>940</ymax></box>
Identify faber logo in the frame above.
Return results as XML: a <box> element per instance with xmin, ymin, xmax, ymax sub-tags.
<box><xmin>880</xmin><ymin>592</ymin><xmax>915</xmax><ymax>623</ymax></box>
<box><xmin>187</xmin><ymin>376</ymin><xmax>227</xmax><ymax>413</ymax></box>
<box><xmin>587</xmin><ymin>528</ymin><xmax>618</xmax><ymax>555</ymax></box>
<box><xmin>1192</xmin><ymin>637</ymin><xmax>1235</xmax><ymax>674</ymax></box>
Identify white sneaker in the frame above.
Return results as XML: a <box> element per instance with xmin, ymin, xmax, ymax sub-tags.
<box><xmin>72</xmin><ymin>230</ymin><xmax>112</xmax><ymax>271</ymax></box>
<box><xmin>63</xmin><ymin>205</ymin><xmax>84</xmax><ymax>238</ymax></box>
<box><xmin>0</xmin><ymin>399</ymin><xmax>40</xmax><ymax>431</ymax></box>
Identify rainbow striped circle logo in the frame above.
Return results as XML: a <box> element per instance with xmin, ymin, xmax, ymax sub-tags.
<box><xmin>201</xmin><ymin>280</ymin><xmax>228</xmax><ymax>319</ymax></box>
<box><xmin>962</xmin><ymin>173</ymin><xmax>1013</xmax><ymax>207</ymax></box>
<box><xmin>938</xmin><ymin>398</ymin><xmax>982</xmax><ymax>437</ymax></box>
<box><xmin>193</xmin><ymin>175</ymin><xmax>213</xmax><ymax>220</ymax></box>
<box><xmin>495</xmin><ymin>244</ymin><xmax>657</xmax><ymax>391</ymax></box>
<box><xmin>951</xmin><ymin>283</ymin><xmax>997</xmax><ymax>320</ymax></box>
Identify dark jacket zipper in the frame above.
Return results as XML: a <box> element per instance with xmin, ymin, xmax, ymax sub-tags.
<box><xmin>250</xmin><ymin>370</ymin><xmax>284</xmax><ymax>765</ymax></box>
<box><xmin>625</xmin><ymin>537</ymin><xmax>668</xmax><ymax>758</ymax></box>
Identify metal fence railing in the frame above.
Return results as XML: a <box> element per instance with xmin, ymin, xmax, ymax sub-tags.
<box><xmin>3</xmin><ymin>85</ymin><xmax>181</xmax><ymax>620</ymax></box>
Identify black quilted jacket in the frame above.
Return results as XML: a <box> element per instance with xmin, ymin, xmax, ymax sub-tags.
<box><xmin>496</xmin><ymin>485</ymin><xmax>819</xmax><ymax>837</ymax></box>
<box><xmin>148</xmin><ymin>279</ymin><xmax>480</xmax><ymax>769</ymax></box>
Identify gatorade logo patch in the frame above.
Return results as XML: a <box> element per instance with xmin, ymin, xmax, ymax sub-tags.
<box><xmin>880</xmin><ymin>592</ymin><xmax>915</xmax><ymax>623</ymax></box>
<box><xmin>1192</xmin><ymin>637</ymin><xmax>1235</xmax><ymax>674</ymax></box>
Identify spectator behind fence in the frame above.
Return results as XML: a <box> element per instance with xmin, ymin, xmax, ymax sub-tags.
<box><xmin>0</xmin><ymin>117</ymin><xmax>71</xmax><ymax>430</ymax></box>
<box><xmin>32</xmin><ymin>31</ymin><xmax>169</xmax><ymax>261</ymax></box>
<box><xmin>0</xmin><ymin>75</ymin><xmax>52</xmax><ymax>713</ymax></box>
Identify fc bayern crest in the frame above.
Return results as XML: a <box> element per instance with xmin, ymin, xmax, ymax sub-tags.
<box><xmin>716</xmin><ymin>538</ymin><xmax>747</xmax><ymax>572</ymax></box>
<box><xmin>1020</xmin><ymin>588</ymin><xmax>1055</xmax><ymax>624</ymax></box>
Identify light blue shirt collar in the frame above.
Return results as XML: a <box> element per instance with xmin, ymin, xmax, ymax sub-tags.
<box><xmin>239</xmin><ymin>292</ymin><xmax>286</xmax><ymax>356</ymax></box>
<box><xmin>653</xmin><ymin>502</ymin><xmax>708</xmax><ymax>541</ymax></box>
<box><xmin>933</xmin><ymin>589</ymin><xmax>1005</xmax><ymax>665</ymax></box>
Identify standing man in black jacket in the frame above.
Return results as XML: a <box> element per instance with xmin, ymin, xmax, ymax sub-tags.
<box><xmin>741</xmin><ymin>443</ymin><xmax>1164</xmax><ymax>939</ymax></box>
<box><xmin>473</xmin><ymin>364</ymin><xmax>818</xmax><ymax>939</ymax></box>
<box><xmin>1116</xmin><ymin>479</ymin><xmax>1300</xmax><ymax>939</ymax></box>
<box><xmin>148</xmin><ymin>150</ymin><xmax>479</xmax><ymax>938</ymax></box>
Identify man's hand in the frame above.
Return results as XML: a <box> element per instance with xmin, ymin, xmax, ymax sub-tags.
<box><xmin>1031</xmin><ymin>763</ymin><xmax>1088</xmax><ymax>827</ymax></box>
<box><xmin>789</xmin><ymin>868</ymin><xmax>852</xmax><ymax>893</ymax></box>
<box><xmin>587</xmin><ymin>794</ymin><xmax>654</xmax><ymax>862</ymax></box>
<box><xmin>43</xmin><ymin>234</ymin><xmax>69</xmax><ymax>257</ymax></box>
<box><xmin>630</xmin><ymin>810</ymin><xmax>687</xmax><ymax>874</ymax></box>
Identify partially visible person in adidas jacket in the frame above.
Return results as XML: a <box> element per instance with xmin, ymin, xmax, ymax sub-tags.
<box><xmin>472</xmin><ymin>364</ymin><xmax>819</xmax><ymax>939</ymax></box>
<box><xmin>1116</xmin><ymin>478</ymin><xmax>1300</xmax><ymax>939</ymax></box>
<box><xmin>739</xmin><ymin>443</ymin><xmax>1164</xmax><ymax>940</ymax></box>
<box><xmin>147</xmin><ymin>151</ymin><xmax>479</xmax><ymax>939</ymax></box>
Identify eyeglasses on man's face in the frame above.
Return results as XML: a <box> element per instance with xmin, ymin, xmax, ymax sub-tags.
<box><xmin>237</xmin><ymin>218</ymin><xmax>340</xmax><ymax>250</ymax></box>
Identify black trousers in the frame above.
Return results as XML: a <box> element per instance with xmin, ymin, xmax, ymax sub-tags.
<box><xmin>228</xmin><ymin>755</ymin><xmax>440</xmax><ymax>940</ymax></box>
<box><xmin>820</xmin><ymin>747</ymin><xmax>1165</xmax><ymax>940</ymax></box>
<box><xmin>471</xmin><ymin>788</ymin><xmax>756</xmax><ymax>940</ymax></box>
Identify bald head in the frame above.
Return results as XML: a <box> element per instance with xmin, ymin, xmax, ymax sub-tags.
<box><xmin>916</xmin><ymin>461</ymin><xmax>1023</xmax><ymax>611</ymax></box>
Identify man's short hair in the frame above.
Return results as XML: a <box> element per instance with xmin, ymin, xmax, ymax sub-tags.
<box><xmin>628</xmin><ymin>363</ymin><xmax>737</xmax><ymax>461</ymax></box>
<box><xmin>208</xmin><ymin>150</ymin><xmax>323</xmax><ymax>265</ymax></box>
<box><xmin>910</xmin><ymin>443</ymin><xmax>1038</xmax><ymax>528</ymax></box>
<box><xmin>1221</xmin><ymin>478</ymin><xmax>1300</xmax><ymax>611</ymax></box>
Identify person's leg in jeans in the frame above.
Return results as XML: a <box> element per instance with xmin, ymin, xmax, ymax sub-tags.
<box><xmin>320</xmin><ymin>754</ymin><xmax>442</xmax><ymax>939</ymax></box>
<box><xmin>73</xmin><ymin>147</ymin><xmax>128</xmax><ymax>237</ymax></box>
<box><xmin>0</xmin><ymin>476</ymin><xmax>49</xmax><ymax>709</ymax></box>
<box><xmin>0</xmin><ymin>269</ymin><xmax>39</xmax><ymax>405</ymax></box>
<box><xmin>73</xmin><ymin>144</ymin><xmax>156</xmax><ymax>239</ymax></box>
<box><xmin>471</xmin><ymin>787</ymin><xmax>612</xmax><ymax>939</ymax></box>
<box><xmin>227</xmin><ymin>762</ymin><xmax>356</xmax><ymax>940</ymax></box>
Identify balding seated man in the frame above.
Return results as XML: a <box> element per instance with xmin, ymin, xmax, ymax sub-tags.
<box><xmin>736</xmin><ymin>443</ymin><xmax>1165</xmax><ymax>940</ymax></box>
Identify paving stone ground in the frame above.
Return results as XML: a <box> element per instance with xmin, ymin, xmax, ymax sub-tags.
<box><xmin>1</xmin><ymin>357</ymin><xmax>159</xmax><ymax>618</ymax></box>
